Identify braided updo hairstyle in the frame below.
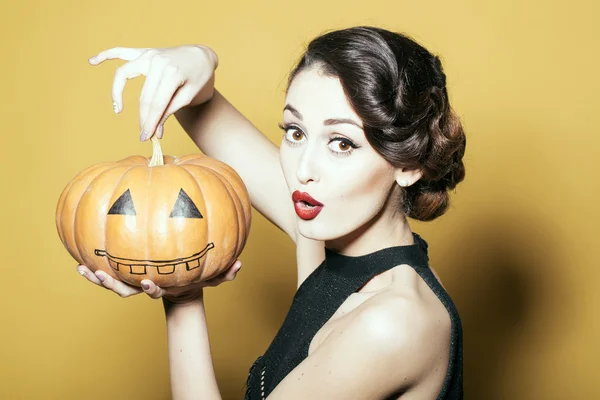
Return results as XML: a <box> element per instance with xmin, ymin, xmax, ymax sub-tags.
<box><xmin>287</xmin><ymin>26</ymin><xmax>466</xmax><ymax>221</ymax></box>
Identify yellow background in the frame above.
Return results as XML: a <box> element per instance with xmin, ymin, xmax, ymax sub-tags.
<box><xmin>1</xmin><ymin>0</ymin><xmax>598</xmax><ymax>399</ymax></box>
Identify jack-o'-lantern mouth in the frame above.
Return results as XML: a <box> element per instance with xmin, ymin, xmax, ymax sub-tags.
<box><xmin>93</xmin><ymin>242</ymin><xmax>214</xmax><ymax>275</ymax></box>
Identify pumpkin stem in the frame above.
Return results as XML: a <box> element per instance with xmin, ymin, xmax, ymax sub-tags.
<box><xmin>149</xmin><ymin>136</ymin><xmax>164</xmax><ymax>167</ymax></box>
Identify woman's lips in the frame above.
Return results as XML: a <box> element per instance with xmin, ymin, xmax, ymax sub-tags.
<box><xmin>292</xmin><ymin>190</ymin><xmax>324</xmax><ymax>220</ymax></box>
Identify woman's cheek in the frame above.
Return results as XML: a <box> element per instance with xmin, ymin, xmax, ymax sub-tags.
<box><xmin>345</xmin><ymin>170</ymin><xmax>392</xmax><ymax>214</ymax></box>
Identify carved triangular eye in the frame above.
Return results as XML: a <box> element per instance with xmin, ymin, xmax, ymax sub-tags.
<box><xmin>108</xmin><ymin>189</ymin><xmax>136</xmax><ymax>216</ymax></box>
<box><xmin>169</xmin><ymin>189</ymin><xmax>203</xmax><ymax>219</ymax></box>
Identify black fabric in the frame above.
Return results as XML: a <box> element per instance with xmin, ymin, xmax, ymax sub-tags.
<box><xmin>244</xmin><ymin>232</ymin><xmax>463</xmax><ymax>399</ymax></box>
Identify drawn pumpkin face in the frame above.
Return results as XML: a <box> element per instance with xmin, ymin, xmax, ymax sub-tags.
<box><xmin>56</xmin><ymin>153</ymin><xmax>251</xmax><ymax>288</ymax></box>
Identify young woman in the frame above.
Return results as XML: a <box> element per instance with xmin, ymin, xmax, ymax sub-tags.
<box><xmin>80</xmin><ymin>26</ymin><xmax>465</xmax><ymax>399</ymax></box>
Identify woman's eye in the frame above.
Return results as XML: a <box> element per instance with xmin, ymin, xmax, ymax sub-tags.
<box><xmin>288</xmin><ymin>129</ymin><xmax>304</xmax><ymax>141</ymax></box>
<box><xmin>328</xmin><ymin>138</ymin><xmax>357</xmax><ymax>155</ymax></box>
<box><xmin>278</xmin><ymin>123</ymin><xmax>305</xmax><ymax>146</ymax></box>
<box><xmin>337</xmin><ymin>141</ymin><xmax>350</xmax><ymax>151</ymax></box>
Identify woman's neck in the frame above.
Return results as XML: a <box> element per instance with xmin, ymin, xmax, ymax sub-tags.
<box><xmin>325</xmin><ymin>201</ymin><xmax>415</xmax><ymax>257</ymax></box>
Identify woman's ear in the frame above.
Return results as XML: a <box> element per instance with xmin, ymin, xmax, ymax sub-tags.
<box><xmin>395</xmin><ymin>167</ymin><xmax>423</xmax><ymax>188</ymax></box>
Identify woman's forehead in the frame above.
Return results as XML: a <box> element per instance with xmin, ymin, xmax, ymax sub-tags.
<box><xmin>284</xmin><ymin>67</ymin><xmax>362</xmax><ymax>123</ymax></box>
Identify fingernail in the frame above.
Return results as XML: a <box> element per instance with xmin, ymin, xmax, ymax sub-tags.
<box><xmin>141</xmin><ymin>282</ymin><xmax>150</xmax><ymax>291</ymax></box>
<box><xmin>113</xmin><ymin>101</ymin><xmax>119</xmax><ymax>114</ymax></box>
<box><xmin>156</xmin><ymin>125</ymin><xmax>163</xmax><ymax>139</ymax></box>
<box><xmin>79</xmin><ymin>270</ymin><xmax>87</xmax><ymax>277</ymax></box>
<box><xmin>140</xmin><ymin>130</ymin><xmax>149</xmax><ymax>141</ymax></box>
<box><xmin>96</xmin><ymin>272</ymin><xmax>105</xmax><ymax>282</ymax></box>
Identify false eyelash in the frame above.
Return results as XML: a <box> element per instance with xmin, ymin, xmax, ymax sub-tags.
<box><xmin>277</xmin><ymin>122</ymin><xmax>299</xmax><ymax>132</ymax></box>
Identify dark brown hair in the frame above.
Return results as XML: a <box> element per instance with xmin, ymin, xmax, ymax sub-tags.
<box><xmin>287</xmin><ymin>26</ymin><xmax>466</xmax><ymax>221</ymax></box>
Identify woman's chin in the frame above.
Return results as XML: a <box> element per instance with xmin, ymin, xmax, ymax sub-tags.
<box><xmin>295</xmin><ymin>219</ymin><xmax>319</xmax><ymax>240</ymax></box>
<box><xmin>296</xmin><ymin>219</ymin><xmax>342</xmax><ymax>242</ymax></box>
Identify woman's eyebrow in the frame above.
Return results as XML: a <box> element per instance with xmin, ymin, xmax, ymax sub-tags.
<box><xmin>283</xmin><ymin>104</ymin><xmax>303</xmax><ymax>120</ymax></box>
<box><xmin>323</xmin><ymin>118</ymin><xmax>363</xmax><ymax>129</ymax></box>
<box><xmin>283</xmin><ymin>104</ymin><xmax>363</xmax><ymax>129</ymax></box>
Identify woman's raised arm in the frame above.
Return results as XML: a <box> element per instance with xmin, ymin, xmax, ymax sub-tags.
<box><xmin>175</xmin><ymin>89</ymin><xmax>297</xmax><ymax>241</ymax></box>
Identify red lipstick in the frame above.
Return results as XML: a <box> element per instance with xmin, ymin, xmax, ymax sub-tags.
<box><xmin>292</xmin><ymin>191</ymin><xmax>324</xmax><ymax>220</ymax></box>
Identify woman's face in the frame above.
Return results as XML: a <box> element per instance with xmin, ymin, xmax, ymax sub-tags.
<box><xmin>279</xmin><ymin>66</ymin><xmax>399</xmax><ymax>242</ymax></box>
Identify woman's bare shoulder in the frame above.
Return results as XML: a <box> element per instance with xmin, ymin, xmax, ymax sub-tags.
<box><xmin>358</xmin><ymin>276</ymin><xmax>451</xmax><ymax>341</ymax></box>
<box><xmin>268</xmin><ymin>277</ymin><xmax>451</xmax><ymax>399</ymax></box>
<box><xmin>347</xmin><ymin>278</ymin><xmax>452</xmax><ymax>389</ymax></box>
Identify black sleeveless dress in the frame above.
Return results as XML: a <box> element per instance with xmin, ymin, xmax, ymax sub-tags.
<box><xmin>244</xmin><ymin>232</ymin><xmax>463</xmax><ymax>399</ymax></box>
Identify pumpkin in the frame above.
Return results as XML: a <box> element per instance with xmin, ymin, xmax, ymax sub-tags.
<box><xmin>56</xmin><ymin>138</ymin><xmax>251</xmax><ymax>288</ymax></box>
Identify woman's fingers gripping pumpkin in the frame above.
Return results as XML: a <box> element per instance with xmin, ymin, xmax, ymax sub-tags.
<box><xmin>89</xmin><ymin>45</ymin><xmax>218</xmax><ymax>141</ymax></box>
<box><xmin>139</xmin><ymin>59</ymin><xmax>188</xmax><ymax>141</ymax></box>
<box><xmin>93</xmin><ymin>270</ymin><xmax>143</xmax><ymax>298</ymax></box>
<box><xmin>137</xmin><ymin>46</ymin><xmax>219</xmax><ymax>140</ymax></box>
<box><xmin>140</xmin><ymin>260</ymin><xmax>243</xmax><ymax>301</ymax></box>
<box><xmin>76</xmin><ymin>264</ymin><xmax>143</xmax><ymax>298</ymax></box>
<box><xmin>139</xmin><ymin>279</ymin><xmax>168</xmax><ymax>300</ymax></box>
<box><xmin>89</xmin><ymin>46</ymin><xmax>149</xmax><ymax>64</ymax></box>
<box><xmin>203</xmin><ymin>260</ymin><xmax>243</xmax><ymax>287</ymax></box>
<box><xmin>76</xmin><ymin>265</ymin><xmax>103</xmax><ymax>286</ymax></box>
<box><xmin>88</xmin><ymin>47</ymin><xmax>149</xmax><ymax>114</ymax></box>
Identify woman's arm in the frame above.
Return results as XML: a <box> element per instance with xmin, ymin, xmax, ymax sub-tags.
<box><xmin>175</xmin><ymin>89</ymin><xmax>297</xmax><ymax>242</ymax></box>
<box><xmin>76</xmin><ymin>254</ymin><xmax>243</xmax><ymax>398</ymax></box>
<box><xmin>265</xmin><ymin>299</ymin><xmax>437</xmax><ymax>399</ymax></box>
<box><xmin>163</xmin><ymin>296</ymin><xmax>223</xmax><ymax>400</ymax></box>
<box><xmin>162</xmin><ymin>292</ymin><xmax>448</xmax><ymax>400</ymax></box>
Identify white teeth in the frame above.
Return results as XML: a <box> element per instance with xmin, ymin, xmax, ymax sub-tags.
<box><xmin>106</xmin><ymin>259</ymin><xmax>203</xmax><ymax>275</ymax></box>
<box><xmin>157</xmin><ymin>265</ymin><xmax>175</xmax><ymax>275</ymax></box>
<box><xmin>130</xmin><ymin>265</ymin><xmax>148</xmax><ymax>275</ymax></box>
<box><xmin>298</xmin><ymin>201</ymin><xmax>315</xmax><ymax>209</ymax></box>
<box><xmin>187</xmin><ymin>259</ymin><xmax>200</xmax><ymax>271</ymax></box>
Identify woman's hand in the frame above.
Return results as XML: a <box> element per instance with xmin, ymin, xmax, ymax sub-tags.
<box><xmin>76</xmin><ymin>260</ymin><xmax>242</xmax><ymax>303</ymax></box>
<box><xmin>88</xmin><ymin>44</ymin><xmax>219</xmax><ymax>141</ymax></box>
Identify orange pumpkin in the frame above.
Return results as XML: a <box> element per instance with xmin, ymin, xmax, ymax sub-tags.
<box><xmin>56</xmin><ymin>138</ymin><xmax>251</xmax><ymax>288</ymax></box>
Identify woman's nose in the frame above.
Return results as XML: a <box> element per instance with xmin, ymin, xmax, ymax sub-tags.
<box><xmin>295</xmin><ymin>146</ymin><xmax>320</xmax><ymax>185</ymax></box>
